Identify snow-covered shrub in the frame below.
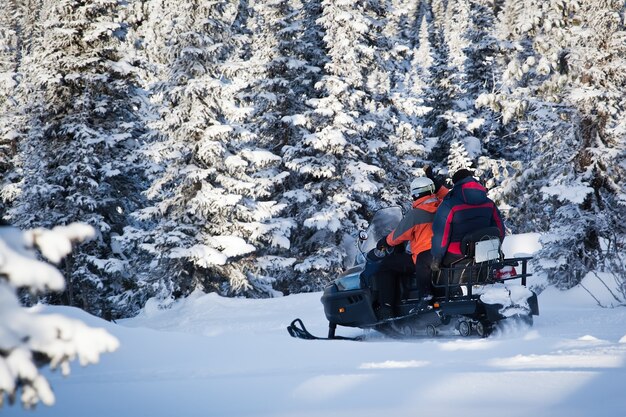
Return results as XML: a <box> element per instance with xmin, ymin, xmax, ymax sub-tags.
<box><xmin>0</xmin><ymin>224</ymin><xmax>119</xmax><ymax>409</ymax></box>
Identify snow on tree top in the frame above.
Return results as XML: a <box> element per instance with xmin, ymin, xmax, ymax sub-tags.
<box><xmin>241</xmin><ymin>149</ymin><xmax>281</xmax><ymax>166</ymax></box>
<box><xmin>281</xmin><ymin>114</ymin><xmax>307</xmax><ymax>126</ymax></box>
<box><xmin>170</xmin><ymin>244</ymin><xmax>228</xmax><ymax>267</ymax></box>
<box><xmin>212</xmin><ymin>236</ymin><xmax>256</xmax><ymax>258</ymax></box>
<box><xmin>540</xmin><ymin>184</ymin><xmax>594</xmax><ymax>204</ymax></box>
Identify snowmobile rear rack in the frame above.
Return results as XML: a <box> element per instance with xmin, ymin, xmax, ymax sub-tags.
<box><xmin>432</xmin><ymin>256</ymin><xmax>533</xmax><ymax>301</ymax></box>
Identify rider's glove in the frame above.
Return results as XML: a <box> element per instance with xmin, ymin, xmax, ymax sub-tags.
<box><xmin>430</xmin><ymin>258</ymin><xmax>441</xmax><ymax>272</ymax></box>
<box><xmin>376</xmin><ymin>237</ymin><xmax>390</xmax><ymax>251</ymax></box>
<box><xmin>424</xmin><ymin>164</ymin><xmax>446</xmax><ymax>192</ymax></box>
<box><xmin>423</xmin><ymin>164</ymin><xmax>434</xmax><ymax>180</ymax></box>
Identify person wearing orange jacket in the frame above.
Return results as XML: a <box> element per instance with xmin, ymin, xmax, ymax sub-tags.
<box><xmin>374</xmin><ymin>169</ymin><xmax>448</xmax><ymax>318</ymax></box>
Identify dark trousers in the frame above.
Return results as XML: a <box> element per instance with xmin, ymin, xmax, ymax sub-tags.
<box><xmin>414</xmin><ymin>250</ymin><xmax>434</xmax><ymax>296</ymax></box>
<box><xmin>375</xmin><ymin>251</ymin><xmax>414</xmax><ymax>311</ymax></box>
<box><xmin>375</xmin><ymin>250</ymin><xmax>434</xmax><ymax>311</ymax></box>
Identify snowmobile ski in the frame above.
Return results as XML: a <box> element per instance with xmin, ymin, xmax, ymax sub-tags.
<box><xmin>286</xmin><ymin>318</ymin><xmax>362</xmax><ymax>341</ymax></box>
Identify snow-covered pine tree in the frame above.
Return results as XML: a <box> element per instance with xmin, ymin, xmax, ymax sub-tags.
<box><xmin>414</xmin><ymin>11</ymin><xmax>435</xmax><ymax>83</ymax></box>
<box><xmin>421</xmin><ymin>0</ymin><xmax>456</xmax><ymax>142</ymax></box>
<box><xmin>423</xmin><ymin>0</ymin><xmax>474</xmax><ymax>172</ymax></box>
<box><xmin>444</xmin><ymin>0</ymin><xmax>471</xmax><ymax>74</ymax></box>
<box><xmin>225</xmin><ymin>0</ymin><xmax>334</xmax><ymax>294</ymax></box>
<box><xmin>280</xmin><ymin>0</ymin><xmax>396</xmax><ymax>288</ymax></box>
<box><xmin>382</xmin><ymin>0</ymin><xmax>434</xmax><ymax>185</ymax></box>
<box><xmin>471</xmin><ymin>0</ymin><xmax>541</xmax><ymax>209</ymax></box>
<box><xmin>482</xmin><ymin>0</ymin><xmax>625</xmax><ymax>288</ymax></box>
<box><xmin>130</xmin><ymin>0</ymin><xmax>293</xmax><ymax>300</ymax></box>
<box><xmin>525</xmin><ymin>109</ymin><xmax>603</xmax><ymax>288</ymax></box>
<box><xmin>215</xmin><ymin>0</ymin><xmax>298</xmax><ymax>295</ymax></box>
<box><xmin>0</xmin><ymin>0</ymin><xmax>19</xmax><ymax>139</ymax></box>
<box><xmin>447</xmin><ymin>139</ymin><xmax>473</xmax><ymax>174</ymax></box>
<box><xmin>0</xmin><ymin>223</ymin><xmax>118</xmax><ymax>409</ymax></box>
<box><xmin>459</xmin><ymin>1</ymin><xmax>524</xmax><ymax>203</ymax></box>
<box><xmin>463</xmin><ymin>1</ymin><xmax>502</xmax><ymax>137</ymax></box>
<box><xmin>127</xmin><ymin>0</ymin><xmax>239</xmax><ymax>301</ymax></box>
<box><xmin>0</xmin><ymin>0</ymin><xmax>25</xmax><ymax>218</ymax></box>
<box><xmin>7</xmin><ymin>0</ymin><xmax>146</xmax><ymax>317</ymax></box>
<box><xmin>562</xmin><ymin>0</ymin><xmax>626</xmax><ymax>291</ymax></box>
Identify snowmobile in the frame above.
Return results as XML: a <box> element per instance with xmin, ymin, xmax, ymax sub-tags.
<box><xmin>287</xmin><ymin>207</ymin><xmax>539</xmax><ymax>340</ymax></box>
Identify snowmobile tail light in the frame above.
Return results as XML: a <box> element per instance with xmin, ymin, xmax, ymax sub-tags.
<box><xmin>433</xmin><ymin>302</ymin><xmax>440</xmax><ymax>309</ymax></box>
<box><xmin>495</xmin><ymin>266</ymin><xmax>517</xmax><ymax>280</ymax></box>
<box><xmin>339</xmin><ymin>307</ymin><xmax>345</xmax><ymax>313</ymax></box>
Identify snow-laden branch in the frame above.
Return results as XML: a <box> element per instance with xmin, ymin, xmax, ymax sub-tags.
<box><xmin>0</xmin><ymin>224</ymin><xmax>119</xmax><ymax>409</ymax></box>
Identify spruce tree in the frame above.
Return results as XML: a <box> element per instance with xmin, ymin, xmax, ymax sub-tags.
<box><xmin>280</xmin><ymin>0</ymin><xmax>398</xmax><ymax>288</ymax></box>
<box><xmin>484</xmin><ymin>0</ymin><xmax>625</xmax><ymax>288</ymax></box>
<box><xmin>129</xmin><ymin>0</ymin><xmax>295</xmax><ymax>300</ymax></box>
<box><xmin>562</xmin><ymin>0</ymin><xmax>626</xmax><ymax>290</ymax></box>
<box><xmin>8</xmin><ymin>0</ymin><xmax>146</xmax><ymax>317</ymax></box>
<box><xmin>0</xmin><ymin>0</ymin><xmax>25</xmax><ymax>218</ymax></box>
<box><xmin>232</xmin><ymin>0</ymin><xmax>330</xmax><ymax>294</ymax></box>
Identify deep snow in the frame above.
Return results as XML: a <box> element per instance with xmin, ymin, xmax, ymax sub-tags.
<box><xmin>6</xmin><ymin>235</ymin><xmax>626</xmax><ymax>417</ymax></box>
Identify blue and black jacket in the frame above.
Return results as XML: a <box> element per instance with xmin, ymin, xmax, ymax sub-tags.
<box><xmin>431</xmin><ymin>177</ymin><xmax>505</xmax><ymax>263</ymax></box>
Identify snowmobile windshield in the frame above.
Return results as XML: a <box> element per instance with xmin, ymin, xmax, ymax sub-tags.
<box><xmin>359</xmin><ymin>207</ymin><xmax>403</xmax><ymax>254</ymax></box>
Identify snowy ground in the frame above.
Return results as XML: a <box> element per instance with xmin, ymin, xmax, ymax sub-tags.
<box><xmin>6</xmin><ymin>236</ymin><xmax>626</xmax><ymax>417</ymax></box>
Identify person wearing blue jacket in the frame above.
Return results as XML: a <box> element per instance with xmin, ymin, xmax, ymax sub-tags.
<box><xmin>430</xmin><ymin>169</ymin><xmax>505</xmax><ymax>271</ymax></box>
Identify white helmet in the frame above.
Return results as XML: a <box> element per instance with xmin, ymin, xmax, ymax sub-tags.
<box><xmin>410</xmin><ymin>177</ymin><xmax>435</xmax><ymax>199</ymax></box>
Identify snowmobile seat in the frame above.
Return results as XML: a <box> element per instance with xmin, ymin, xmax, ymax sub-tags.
<box><xmin>434</xmin><ymin>227</ymin><xmax>503</xmax><ymax>295</ymax></box>
<box><xmin>460</xmin><ymin>226</ymin><xmax>502</xmax><ymax>259</ymax></box>
<box><xmin>456</xmin><ymin>226</ymin><xmax>502</xmax><ymax>284</ymax></box>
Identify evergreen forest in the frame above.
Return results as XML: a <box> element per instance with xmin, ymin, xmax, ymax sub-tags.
<box><xmin>0</xmin><ymin>0</ymin><xmax>624</xmax><ymax>319</ymax></box>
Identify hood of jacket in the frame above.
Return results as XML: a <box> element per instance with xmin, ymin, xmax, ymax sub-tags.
<box><xmin>453</xmin><ymin>177</ymin><xmax>489</xmax><ymax>205</ymax></box>
<box><xmin>412</xmin><ymin>194</ymin><xmax>440</xmax><ymax>212</ymax></box>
